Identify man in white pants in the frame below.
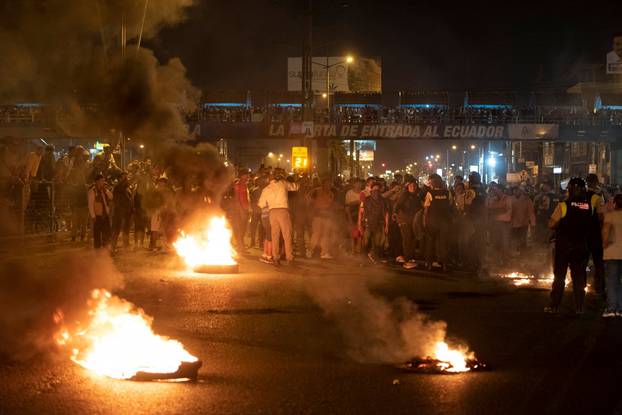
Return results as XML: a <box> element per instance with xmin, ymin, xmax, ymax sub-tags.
<box><xmin>258</xmin><ymin>169</ymin><xmax>299</xmax><ymax>264</ymax></box>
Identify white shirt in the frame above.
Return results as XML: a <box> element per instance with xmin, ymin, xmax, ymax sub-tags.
<box><xmin>607</xmin><ymin>50</ymin><xmax>621</xmax><ymax>64</ymax></box>
<box><xmin>604</xmin><ymin>210</ymin><xmax>622</xmax><ymax>260</ymax></box>
<box><xmin>258</xmin><ymin>179</ymin><xmax>299</xmax><ymax>210</ymax></box>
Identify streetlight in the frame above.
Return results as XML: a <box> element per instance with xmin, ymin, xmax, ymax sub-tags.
<box><xmin>312</xmin><ymin>55</ymin><xmax>354</xmax><ymax>111</ymax></box>
<box><xmin>451</xmin><ymin>145</ymin><xmax>457</xmax><ymax>150</ymax></box>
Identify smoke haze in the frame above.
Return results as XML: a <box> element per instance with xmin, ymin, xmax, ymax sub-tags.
<box><xmin>0</xmin><ymin>0</ymin><xmax>198</xmax><ymax>144</ymax></box>
<box><xmin>0</xmin><ymin>253</ymin><xmax>123</xmax><ymax>361</ymax></box>
<box><xmin>306</xmin><ymin>275</ymin><xmax>447</xmax><ymax>364</ymax></box>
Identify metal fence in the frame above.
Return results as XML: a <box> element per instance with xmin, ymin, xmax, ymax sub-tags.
<box><xmin>2</xmin><ymin>180</ymin><xmax>74</xmax><ymax>238</ymax></box>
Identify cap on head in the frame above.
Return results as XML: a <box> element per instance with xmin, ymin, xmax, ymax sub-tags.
<box><xmin>568</xmin><ymin>177</ymin><xmax>586</xmax><ymax>189</ymax></box>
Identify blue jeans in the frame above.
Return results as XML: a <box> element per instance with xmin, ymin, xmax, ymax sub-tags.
<box><xmin>605</xmin><ymin>260</ymin><xmax>622</xmax><ymax>311</ymax></box>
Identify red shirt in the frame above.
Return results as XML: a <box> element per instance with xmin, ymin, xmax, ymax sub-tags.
<box><xmin>235</xmin><ymin>180</ymin><xmax>249</xmax><ymax>211</ymax></box>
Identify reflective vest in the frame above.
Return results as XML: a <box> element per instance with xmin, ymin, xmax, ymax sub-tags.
<box><xmin>557</xmin><ymin>197</ymin><xmax>592</xmax><ymax>247</ymax></box>
<box><xmin>427</xmin><ymin>188</ymin><xmax>450</xmax><ymax>226</ymax></box>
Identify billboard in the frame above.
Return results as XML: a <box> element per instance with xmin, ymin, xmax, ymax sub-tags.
<box><xmin>606</xmin><ymin>33</ymin><xmax>622</xmax><ymax>74</ymax></box>
<box><xmin>287</xmin><ymin>57</ymin><xmax>382</xmax><ymax>93</ymax></box>
<box><xmin>291</xmin><ymin>146</ymin><xmax>309</xmax><ymax>170</ymax></box>
<box><xmin>508</xmin><ymin>124</ymin><xmax>559</xmax><ymax>140</ymax></box>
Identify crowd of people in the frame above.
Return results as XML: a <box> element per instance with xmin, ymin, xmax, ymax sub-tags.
<box><xmin>197</xmin><ymin>104</ymin><xmax>622</xmax><ymax>127</ymax></box>
<box><xmin>227</xmin><ymin>168</ymin><xmax>622</xmax><ymax>318</ymax></box>
<box><xmin>4</xmin><ymin>141</ymin><xmax>622</xmax><ymax>317</ymax></box>
<box><xmin>223</xmin><ymin>168</ymin><xmax>566</xmax><ymax>271</ymax></box>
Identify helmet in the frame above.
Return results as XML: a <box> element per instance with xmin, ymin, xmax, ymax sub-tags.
<box><xmin>567</xmin><ymin>177</ymin><xmax>586</xmax><ymax>199</ymax></box>
<box><xmin>567</xmin><ymin>177</ymin><xmax>586</xmax><ymax>189</ymax></box>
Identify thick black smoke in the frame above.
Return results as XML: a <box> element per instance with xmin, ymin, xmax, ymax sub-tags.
<box><xmin>0</xmin><ymin>0</ymin><xmax>199</xmax><ymax>144</ymax></box>
<box><xmin>0</xmin><ymin>253</ymin><xmax>123</xmax><ymax>361</ymax></box>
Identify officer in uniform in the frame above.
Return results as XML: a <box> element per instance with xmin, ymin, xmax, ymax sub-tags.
<box><xmin>586</xmin><ymin>173</ymin><xmax>605</xmax><ymax>298</ymax></box>
<box><xmin>423</xmin><ymin>174</ymin><xmax>451</xmax><ymax>270</ymax></box>
<box><xmin>545</xmin><ymin>177</ymin><xmax>594</xmax><ymax>314</ymax></box>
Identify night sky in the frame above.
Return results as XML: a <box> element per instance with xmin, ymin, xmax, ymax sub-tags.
<box><xmin>151</xmin><ymin>0</ymin><xmax>622</xmax><ymax>93</ymax></box>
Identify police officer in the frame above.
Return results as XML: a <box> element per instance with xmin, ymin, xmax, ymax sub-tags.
<box><xmin>586</xmin><ymin>173</ymin><xmax>605</xmax><ymax>298</ymax></box>
<box><xmin>545</xmin><ymin>177</ymin><xmax>594</xmax><ymax>314</ymax></box>
<box><xmin>423</xmin><ymin>174</ymin><xmax>451</xmax><ymax>271</ymax></box>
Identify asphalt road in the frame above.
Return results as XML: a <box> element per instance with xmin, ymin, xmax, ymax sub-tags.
<box><xmin>1</xmin><ymin>242</ymin><xmax>622</xmax><ymax>415</ymax></box>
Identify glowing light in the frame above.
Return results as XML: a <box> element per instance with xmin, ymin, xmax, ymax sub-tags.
<box><xmin>433</xmin><ymin>341</ymin><xmax>474</xmax><ymax>373</ymax></box>
<box><xmin>487</xmin><ymin>156</ymin><xmax>496</xmax><ymax>167</ymax></box>
<box><xmin>346</xmin><ymin>55</ymin><xmax>354</xmax><ymax>64</ymax></box>
<box><xmin>55</xmin><ymin>290</ymin><xmax>197</xmax><ymax>380</ymax></box>
<box><xmin>139</xmin><ymin>144</ymin><xmax>145</xmax><ymax>149</ymax></box>
<box><xmin>174</xmin><ymin>216</ymin><xmax>237</xmax><ymax>269</ymax></box>
<box><xmin>322</xmin><ymin>93</ymin><xmax>328</xmax><ymax>99</ymax></box>
<box><xmin>451</xmin><ymin>145</ymin><xmax>457</xmax><ymax>150</ymax></box>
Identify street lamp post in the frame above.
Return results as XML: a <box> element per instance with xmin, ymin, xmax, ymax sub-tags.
<box><xmin>312</xmin><ymin>55</ymin><xmax>353</xmax><ymax>113</ymax></box>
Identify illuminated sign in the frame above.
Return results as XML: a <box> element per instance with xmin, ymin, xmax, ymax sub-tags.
<box><xmin>291</xmin><ymin>146</ymin><xmax>309</xmax><ymax>170</ymax></box>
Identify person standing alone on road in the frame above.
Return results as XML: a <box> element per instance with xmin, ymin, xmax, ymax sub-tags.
<box><xmin>257</xmin><ymin>169</ymin><xmax>299</xmax><ymax>265</ymax></box>
<box><xmin>423</xmin><ymin>174</ymin><xmax>451</xmax><ymax>271</ymax></box>
<box><xmin>545</xmin><ymin>177</ymin><xmax>593</xmax><ymax>314</ymax></box>
<box><xmin>87</xmin><ymin>173</ymin><xmax>112</xmax><ymax>249</ymax></box>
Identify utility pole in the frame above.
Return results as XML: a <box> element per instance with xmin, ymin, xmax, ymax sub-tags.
<box><xmin>302</xmin><ymin>0</ymin><xmax>313</xmax><ymax>130</ymax></box>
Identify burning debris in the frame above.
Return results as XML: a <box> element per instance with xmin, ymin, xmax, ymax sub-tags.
<box><xmin>174</xmin><ymin>215</ymin><xmax>239</xmax><ymax>273</ymax></box>
<box><xmin>402</xmin><ymin>341</ymin><xmax>487</xmax><ymax>374</ymax></box>
<box><xmin>500</xmin><ymin>272</ymin><xmax>554</xmax><ymax>287</ymax></box>
<box><xmin>498</xmin><ymin>271</ymin><xmax>590</xmax><ymax>291</ymax></box>
<box><xmin>55</xmin><ymin>289</ymin><xmax>201</xmax><ymax>381</ymax></box>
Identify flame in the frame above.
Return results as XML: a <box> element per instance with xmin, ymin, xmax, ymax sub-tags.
<box><xmin>55</xmin><ymin>289</ymin><xmax>198</xmax><ymax>380</ymax></box>
<box><xmin>174</xmin><ymin>216</ymin><xmax>237</xmax><ymax>269</ymax></box>
<box><xmin>501</xmin><ymin>272</ymin><xmax>568</xmax><ymax>287</ymax></box>
<box><xmin>433</xmin><ymin>341</ymin><xmax>474</xmax><ymax>373</ymax></box>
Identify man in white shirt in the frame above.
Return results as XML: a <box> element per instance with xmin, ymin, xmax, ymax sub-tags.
<box><xmin>258</xmin><ymin>170</ymin><xmax>299</xmax><ymax>264</ymax></box>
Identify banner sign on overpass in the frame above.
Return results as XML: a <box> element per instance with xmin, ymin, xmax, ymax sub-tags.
<box><xmin>199</xmin><ymin>121</ymin><xmax>622</xmax><ymax>141</ymax></box>
<box><xmin>267</xmin><ymin>123</ymin><xmax>559</xmax><ymax>140</ymax></box>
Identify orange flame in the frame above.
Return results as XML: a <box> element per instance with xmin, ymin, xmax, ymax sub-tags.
<box><xmin>55</xmin><ymin>289</ymin><xmax>197</xmax><ymax>379</ymax></box>
<box><xmin>174</xmin><ymin>216</ymin><xmax>237</xmax><ymax>269</ymax></box>
<box><xmin>433</xmin><ymin>341</ymin><xmax>474</xmax><ymax>373</ymax></box>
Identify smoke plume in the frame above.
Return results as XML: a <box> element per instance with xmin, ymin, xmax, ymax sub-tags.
<box><xmin>306</xmin><ymin>276</ymin><xmax>447</xmax><ymax>364</ymax></box>
<box><xmin>0</xmin><ymin>0</ymin><xmax>199</xmax><ymax>144</ymax></box>
<box><xmin>0</xmin><ymin>252</ymin><xmax>123</xmax><ymax>361</ymax></box>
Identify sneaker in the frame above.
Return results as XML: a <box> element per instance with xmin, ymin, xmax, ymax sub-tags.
<box><xmin>320</xmin><ymin>253</ymin><xmax>334</xmax><ymax>260</ymax></box>
<box><xmin>432</xmin><ymin>261</ymin><xmax>442</xmax><ymax>268</ymax></box>
<box><xmin>368</xmin><ymin>253</ymin><xmax>377</xmax><ymax>264</ymax></box>
<box><xmin>259</xmin><ymin>256</ymin><xmax>274</xmax><ymax>264</ymax></box>
<box><xmin>403</xmin><ymin>261</ymin><xmax>416</xmax><ymax>269</ymax></box>
<box><xmin>396</xmin><ymin>256</ymin><xmax>406</xmax><ymax>264</ymax></box>
<box><xmin>543</xmin><ymin>305</ymin><xmax>559</xmax><ymax>314</ymax></box>
<box><xmin>602</xmin><ymin>309</ymin><xmax>617</xmax><ymax>318</ymax></box>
